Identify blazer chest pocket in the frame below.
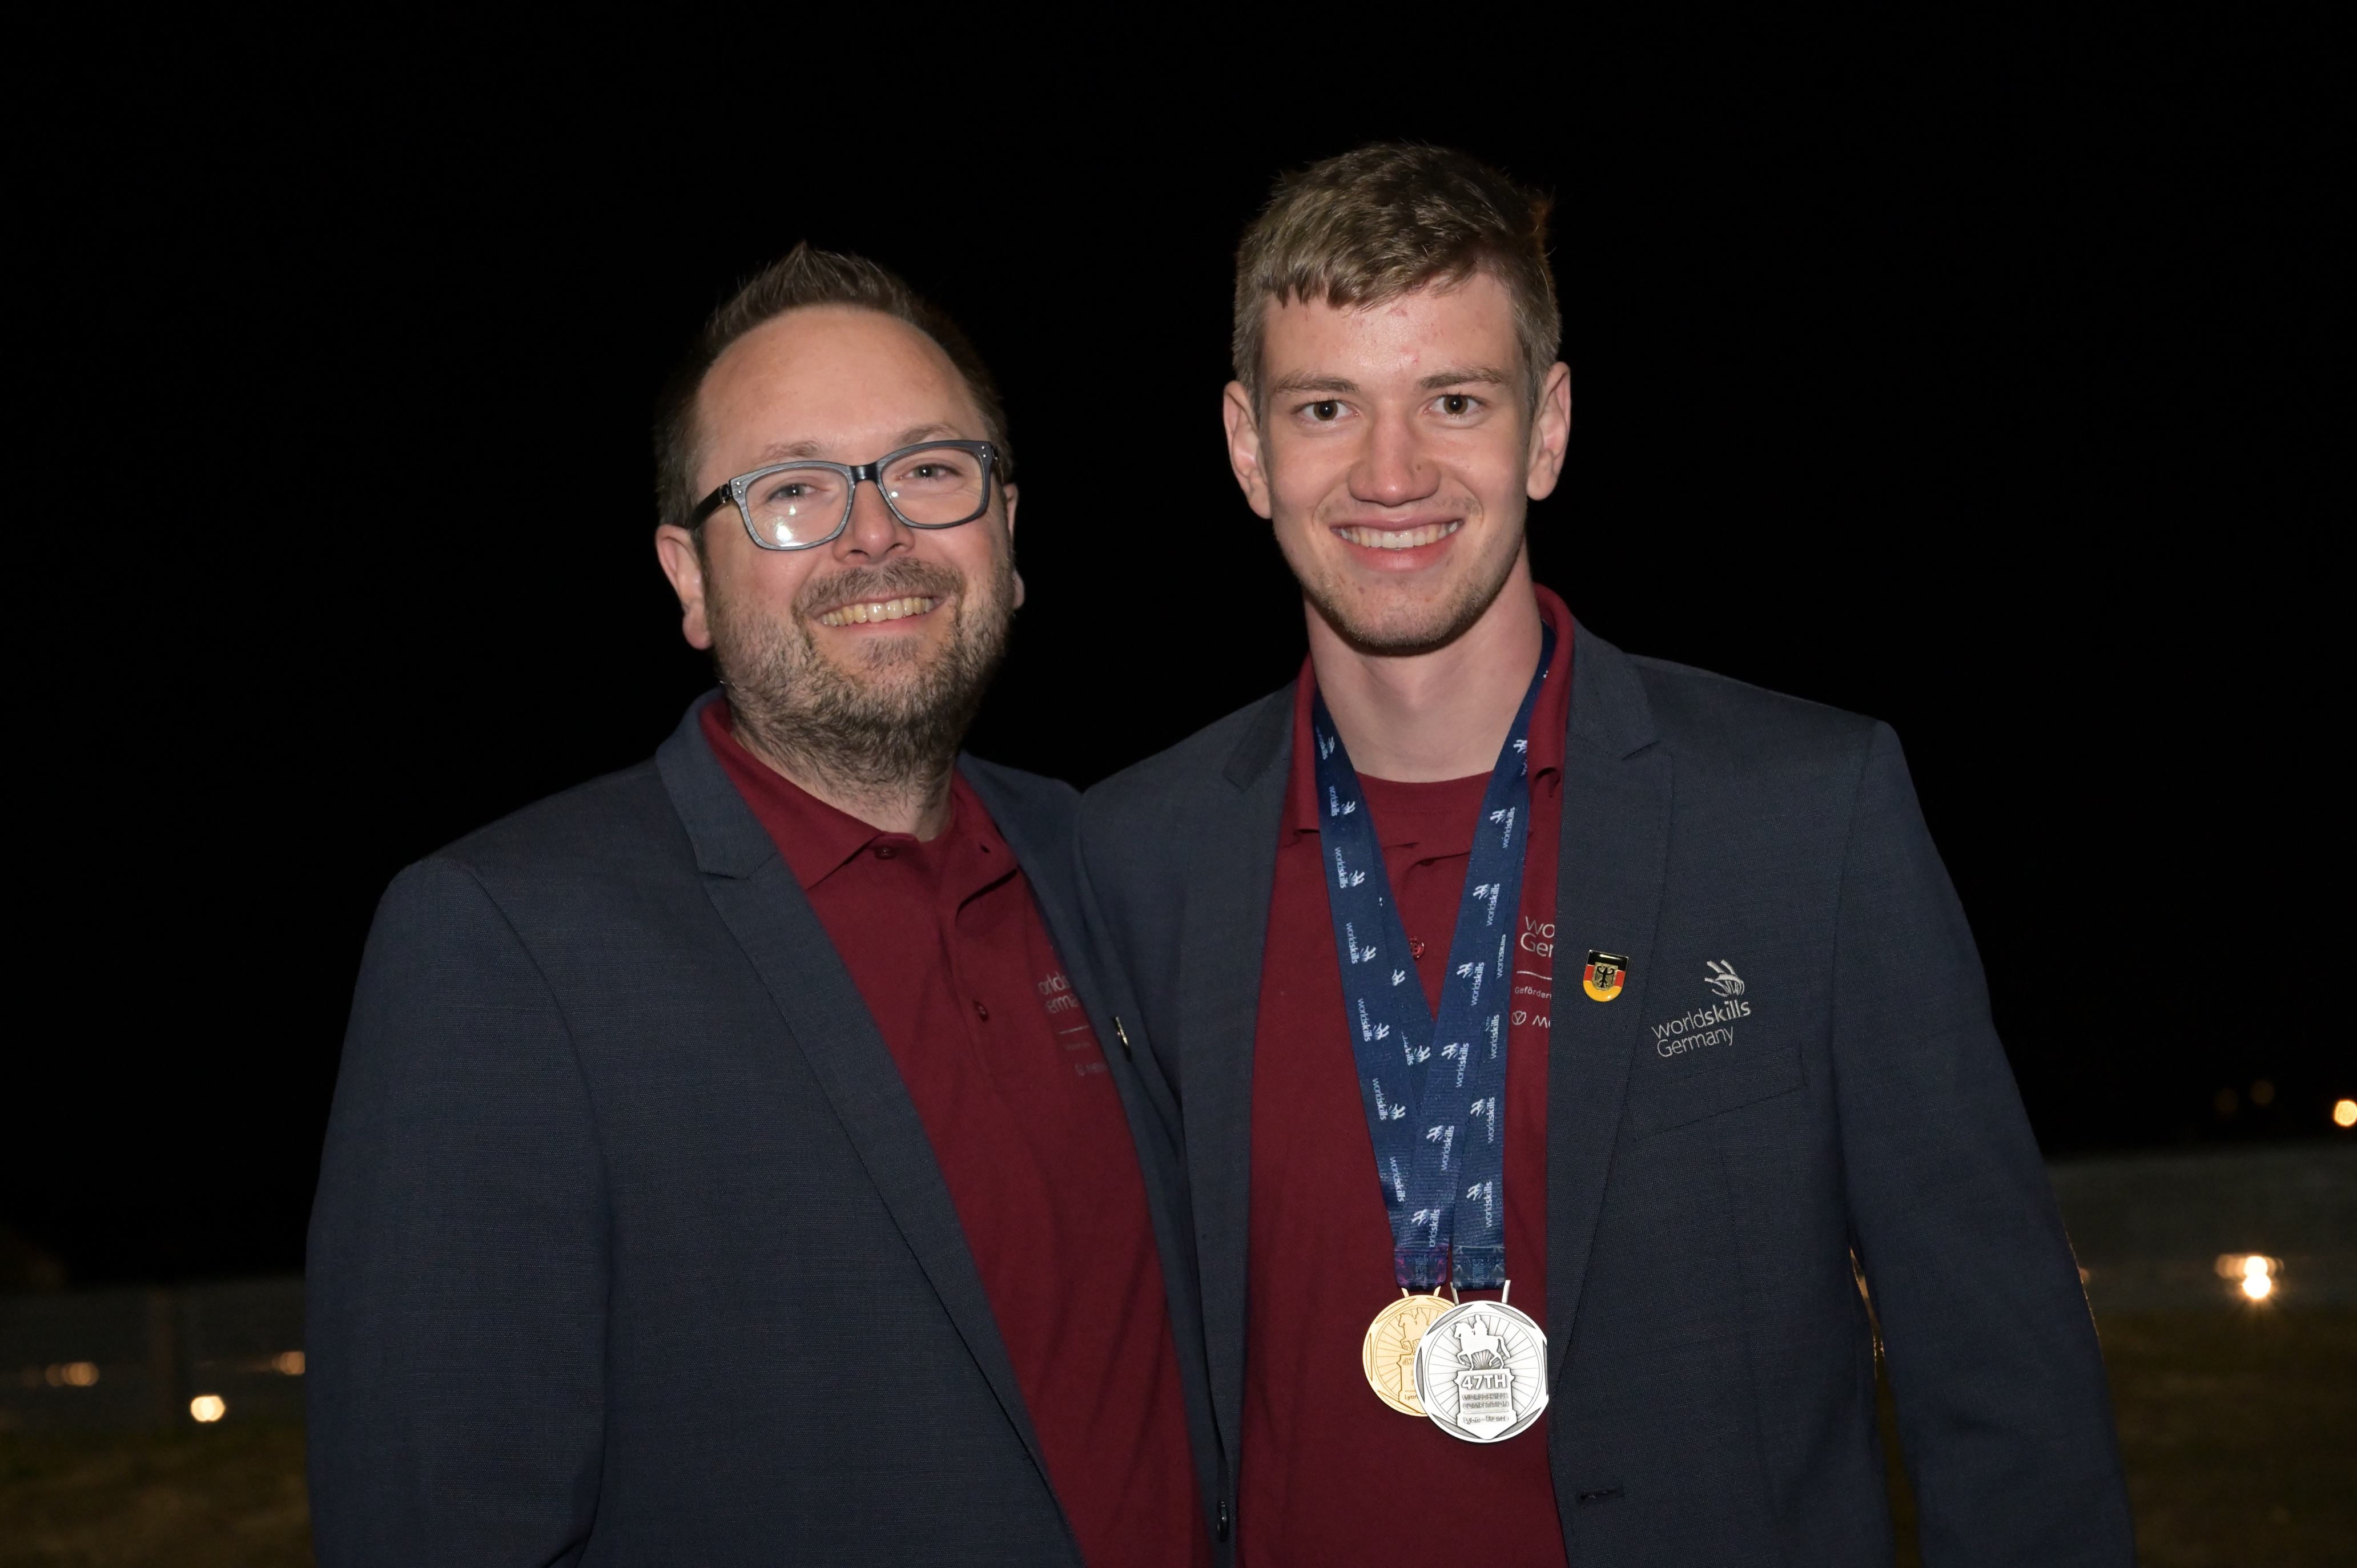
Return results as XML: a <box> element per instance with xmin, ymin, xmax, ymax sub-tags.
<box><xmin>1626</xmin><ymin>1039</ymin><xmax>1807</xmax><ymax>1136</ymax></box>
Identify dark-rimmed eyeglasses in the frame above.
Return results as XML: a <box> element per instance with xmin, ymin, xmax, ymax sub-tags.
<box><xmin>689</xmin><ymin>440</ymin><xmax>1000</xmax><ymax>552</ymax></box>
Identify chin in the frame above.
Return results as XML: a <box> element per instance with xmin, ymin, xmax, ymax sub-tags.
<box><xmin>1314</xmin><ymin>562</ymin><xmax>1511</xmax><ymax>654</ymax></box>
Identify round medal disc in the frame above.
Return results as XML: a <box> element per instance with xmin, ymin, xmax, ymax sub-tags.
<box><xmin>1362</xmin><ymin>1291</ymin><xmax>1454</xmax><ymax>1415</ymax></box>
<box><xmin>1411</xmin><ymin>1297</ymin><xmax>1549</xmax><ymax>1443</ymax></box>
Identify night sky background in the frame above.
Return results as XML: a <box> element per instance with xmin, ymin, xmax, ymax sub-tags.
<box><xmin>8</xmin><ymin>51</ymin><xmax>2338</xmax><ymax>1285</ymax></box>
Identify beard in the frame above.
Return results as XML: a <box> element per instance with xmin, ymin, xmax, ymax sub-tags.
<box><xmin>1290</xmin><ymin>508</ymin><xmax>1527</xmax><ymax>657</ymax></box>
<box><xmin>706</xmin><ymin>548</ymin><xmax>1015</xmax><ymax>811</ymax></box>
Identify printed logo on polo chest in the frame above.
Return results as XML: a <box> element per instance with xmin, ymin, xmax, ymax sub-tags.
<box><xmin>1037</xmin><ymin>970</ymin><xmax>1108</xmax><ymax>1078</ymax></box>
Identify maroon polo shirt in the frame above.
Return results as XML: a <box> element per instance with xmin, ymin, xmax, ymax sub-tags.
<box><xmin>703</xmin><ymin>704</ymin><xmax>1208</xmax><ymax>1568</ymax></box>
<box><xmin>1239</xmin><ymin>587</ymin><xmax>1574</xmax><ymax>1566</ymax></box>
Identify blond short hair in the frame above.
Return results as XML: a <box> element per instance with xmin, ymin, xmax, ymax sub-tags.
<box><xmin>1232</xmin><ymin>144</ymin><xmax>1561</xmax><ymax>417</ymax></box>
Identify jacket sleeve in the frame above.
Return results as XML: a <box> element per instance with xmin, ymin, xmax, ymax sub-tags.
<box><xmin>306</xmin><ymin>858</ymin><xmax>606</xmax><ymax>1566</ymax></box>
<box><xmin>1830</xmin><ymin>723</ymin><xmax>2135</xmax><ymax>1566</ymax></box>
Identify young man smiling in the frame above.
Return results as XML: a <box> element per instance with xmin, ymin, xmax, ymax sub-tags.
<box><xmin>307</xmin><ymin>247</ymin><xmax>1215</xmax><ymax>1566</ymax></box>
<box><xmin>1079</xmin><ymin>146</ymin><xmax>2133</xmax><ymax>1565</ymax></box>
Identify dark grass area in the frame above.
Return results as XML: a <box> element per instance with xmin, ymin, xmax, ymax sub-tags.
<box><xmin>2097</xmin><ymin>1309</ymin><xmax>2357</xmax><ymax>1566</ymax></box>
<box><xmin>1</xmin><ymin>1312</ymin><xmax>2347</xmax><ymax>1564</ymax></box>
<box><xmin>0</xmin><ymin>1422</ymin><xmax>309</xmax><ymax>1567</ymax></box>
<box><xmin>1881</xmin><ymin>1308</ymin><xmax>2357</xmax><ymax>1566</ymax></box>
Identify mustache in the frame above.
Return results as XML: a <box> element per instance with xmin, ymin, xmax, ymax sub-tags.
<box><xmin>794</xmin><ymin>559</ymin><xmax>966</xmax><ymax>621</ymax></box>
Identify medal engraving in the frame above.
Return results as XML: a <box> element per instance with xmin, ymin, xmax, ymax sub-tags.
<box><xmin>1413</xmin><ymin>1298</ymin><xmax>1548</xmax><ymax>1443</ymax></box>
<box><xmin>1362</xmin><ymin>1292</ymin><xmax>1453</xmax><ymax>1414</ymax></box>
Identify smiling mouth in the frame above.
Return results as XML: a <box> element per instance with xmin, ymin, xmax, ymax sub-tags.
<box><xmin>817</xmin><ymin>595</ymin><xmax>940</xmax><ymax>627</ymax></box>
<box><xmin>1334</xmin><ymin>521</ymin><xmax>1461</xmax><ymax>550</ymax></box>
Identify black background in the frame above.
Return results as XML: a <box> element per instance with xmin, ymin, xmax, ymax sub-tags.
<box><xmin>9</xmin><ymin>55</ymin><xmax>2339</xmax><ymax>1285</ymax></box>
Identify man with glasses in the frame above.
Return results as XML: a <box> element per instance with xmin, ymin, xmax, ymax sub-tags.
<box><xmin>307</xmin><ymin>245</ymin><xmax>1216</xmax><ymax>1566</ymax></box>
<box><xmin>1078</xmin><ymin>146</ymin><xmax>2133</xmax><ymax>1563</ymax></box>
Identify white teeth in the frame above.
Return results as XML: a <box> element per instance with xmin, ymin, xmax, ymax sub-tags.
<box><xmin>1336</xmin><ymin>521</ymin><xmax>1461</xmax><ymax>550</ymax></box>
<box><xmin>818</xmin><ymin>595</ymin><xmax>939</xmax><ymax>627</ymax></box>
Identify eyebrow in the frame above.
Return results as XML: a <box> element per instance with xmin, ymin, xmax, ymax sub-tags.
<box><xmin>1415</xmin><ymin>365</ymin><xmax>1514</xmax><ymax>392</ymax></box>
<box><xmin>748</xmin><ymin>423</ymin><xmax>970</xmax><ymax>466</ymax></box>
<box><xmin>1266</xmin><ymin>366</ymin><xmax>1515</xmax><ymax>400</ymax></box>
<box><xmin>1267</xmin><ymin>373</ymin><xmax>1361</xmax><ymax>398</ymax></box>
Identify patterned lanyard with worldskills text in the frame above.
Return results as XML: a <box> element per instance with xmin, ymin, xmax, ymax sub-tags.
<box><xmin>1310</xmin><ymin>621</ymin><xmax>1554</xmax><ymax>1292</ymax></box>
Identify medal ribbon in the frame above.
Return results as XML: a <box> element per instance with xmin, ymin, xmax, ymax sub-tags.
<box><xmin>1312</xmin><ymin>623</ymin><xmax>1554</xmax><ymax>1291</ymax></box>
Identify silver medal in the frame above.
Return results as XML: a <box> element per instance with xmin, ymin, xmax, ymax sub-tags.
<box><xmin>1412</xmin><ymin>1296</ymin><xmax>1548</xmax><ymax>1444</ymax></box>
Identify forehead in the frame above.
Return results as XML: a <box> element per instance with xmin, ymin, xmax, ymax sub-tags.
<box><xmin>1260</xmin><ymin>271</ymin><xmax>1519</xmax><ymax>382</ymax></box>
<box><xmin>697</xmin><ymin>305</ymin><xmax>982</xmax><ymax>468</ymax></box>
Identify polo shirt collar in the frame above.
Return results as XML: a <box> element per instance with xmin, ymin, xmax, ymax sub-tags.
<box><xmin>1286</xmin><ymin>582</ymin><xmax>1576</xmax><ymax>836</ymax></box>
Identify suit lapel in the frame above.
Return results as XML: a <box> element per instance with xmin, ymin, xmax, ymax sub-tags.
<box><xmin>1178</xmin><ymin>687</ymin><xmax>1293</xmax><ymax>1465</ymax></box>
<box><xmin>967</xmin><ymin>758</ymin><xmax>1226</xmax><ymax>1525</ymax></box>
<box><xmin>653</xmin><ymin>698</ymin><xmax>1059</xmax><ymax>1498</ymax></box>
<box><xmin>1544</xmin><ymin>628</ymin><xmax>1674</xmax><ymax>1385</ymax></box>
<box><xmin>966</xmin><ymin>760</ymin><xmax>1186</xmax><ymax>1150</ymax></box>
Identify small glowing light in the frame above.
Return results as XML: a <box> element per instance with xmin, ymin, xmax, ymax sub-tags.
<box><xmin>2250</xmin><ymin>1079</ymin><xmax>2275</xmax><ymax>1106</ymax></box>
<box><xmin>273</xmin><ymin>1351</ymin><xmax>305</xmax><ymax>1376</ymax></box>
<box><xmin>2243</xmin><ymin>1273</ymin><xmax>2274</xmax><ymax>1300</ymax></box>
<box><xmin>2214</xmin><ymin>1087</ymin><xmax>2239</xmax><ymax>1116</ymax></box>
<box><xmin>2335</xmin><ymin>1099</ymin><xmax>2356</xmax><ymax>1128</ymax></box>
<box><xmin>62</xmin><ymin>1361</ymin><xmax>98</xmax><ymax>1387</ymax></box>
<box><xmin>189</xmin><ymin>1394</ymin><xmax>226</xmax><ymax>1423</ymax></box>
<box><xmin>2243</xmin><ymin>1256</ymin><xmax>2271</xmax><ymax>1279</ymax></box>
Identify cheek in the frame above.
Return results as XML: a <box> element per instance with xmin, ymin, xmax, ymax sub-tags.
<box><xmin>1265</xmin><ymin>445</ymin><xmax>1349</xmax><ymax>524</ymax></box>
<box><xmin>714</xmin><ymin>545</ymin><xmax>818</xmax><ymax>618</ymax></box>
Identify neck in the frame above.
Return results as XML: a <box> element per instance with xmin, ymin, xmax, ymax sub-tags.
<box><xmin>733</xmin><ymin>725</ymin><xmax>958</xmax><ymax>840</ymax></box>
<box><xmin>1307</xmin><ymin>553</ymin><xmax>1546</xmax><ymax>783</ymax></box>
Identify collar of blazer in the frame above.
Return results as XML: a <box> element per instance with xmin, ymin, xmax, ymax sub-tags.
<box><xmin>652</xmin><ymin>692</ymin><xmax>1071</xmax><ymax>1543</ymax></box>
<box><xmin>1182</xmin><ymin>619</ymin><xmax>1674</xmax><ymax>1425</ymax></box>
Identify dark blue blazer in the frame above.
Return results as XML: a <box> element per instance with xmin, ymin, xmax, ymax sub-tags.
<box><xmin>307</xmin><ymin>694</ymin><xmax>1222</xmax><ymax>1566</ymax></box>
<box><xmin>1075</xmin><ymin>624</ymin><xmax>2134</xmax><ymax>1567</ymax></box>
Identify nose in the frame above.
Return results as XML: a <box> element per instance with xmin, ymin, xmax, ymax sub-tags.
<box><xmin>1349</xmin><ymin>408</ymin><xmax>1439</xmax><ymax>509</ymax></box>
<box><xmin>835</xmin><ymin>473</ymin><xmax>914</xmax><ymax>561</ymax></box>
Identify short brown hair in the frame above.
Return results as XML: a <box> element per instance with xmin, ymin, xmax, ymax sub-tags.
<box><xmin>654</xmin><ymin>243</ymin><xmax>1013</xmax><ymax>531</ymax></box>
<box><xmin>1232</xmin><ymin>144</ymin><xmax>1561</xmax><ymax>417</ymax></box>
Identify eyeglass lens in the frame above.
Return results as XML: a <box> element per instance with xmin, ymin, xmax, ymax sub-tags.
<box><xmin>743</xmin><ymin>446</ymin><xmax>989</xmax><ymax>548</ymax></box>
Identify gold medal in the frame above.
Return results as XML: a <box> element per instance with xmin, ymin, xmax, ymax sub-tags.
<box><xmin>1362</xmin><ymin>1290</ymin><xmax>1454</xmax><ymax>1414</ymax></box>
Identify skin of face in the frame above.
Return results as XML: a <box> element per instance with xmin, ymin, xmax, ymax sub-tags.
<box><xmin>653</xmin><ymin>304</ymin><xmax>1020</xmax><ymax>832</ymax></box>
<box><xmin>1222</xmin><ymin>270</ymin><xmax>1570</xmax><ymax>656</ymax></box>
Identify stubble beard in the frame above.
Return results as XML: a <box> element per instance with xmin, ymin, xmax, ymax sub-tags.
<box><xmin>707</xmin><ymin>549</ymin><xmax>1015</xmax><ymax>815</ymax></box>
<box><xmin>1289</xmin><ymin>496</ymin><xmax>1527</xmax><ymax>658</ymax></box>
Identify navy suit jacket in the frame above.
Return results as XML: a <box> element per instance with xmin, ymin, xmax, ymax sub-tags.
<box><xmin>1075</xmin><ymin>623</ymin><xmax>2134</xmax><ymax>1566</ymax></box>
<box><xmin>307</xmin><ymin>694</ymin><xmax>1222</xmax><ymax>1565</ymax></box>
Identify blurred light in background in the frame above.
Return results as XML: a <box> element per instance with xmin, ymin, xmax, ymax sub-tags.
<box><xmin>273</xmin><ymin>1351</ymin><xmax>305</xmax><ymax>1375</ymax></box>
<box><xmin>189</xmin><ymin>1394</ymin><xmax>226</xmax><ymax>1422</ymax></box>
<box><xmin>2215</xmin><ymin>1254</ymin><xmax>2279</xmax><ymax>1301</ymax></box>
<box><xmin>2249</xmin><ymin>1079</ymin><xmax>2274</xmax><ymax>1106</ymax></box>
<box><xmin>2334</xmin><ymin>1098</ymin><xmax>2356</xmax><ymax>1128</ymax></box>
<box><xmin>41</xmin><ymin>1362</ymin><xmax>99</xmax><ymax>1387</ymax></box>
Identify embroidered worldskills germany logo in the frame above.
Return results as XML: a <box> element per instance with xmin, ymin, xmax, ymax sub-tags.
<box><xmin>1582</xmin><ymin>951</ymin><xmax>1630</xmax><ymax>1002</ymax></box>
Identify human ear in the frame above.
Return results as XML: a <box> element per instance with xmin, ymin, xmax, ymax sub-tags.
<box><xmin>1525</xmin><ymin>362</ymin><xmax>1574</xmax><ymax>501</ymax></box>
<box><xmin>1002</xmin><ymin>485</ymin><xmax>1025</xmax><ymax>610</ymax></box>
<box><xmin>654</xmin><ymin>524</ymin><xmax>715</xmax><ymax>650</ymax></box>
<box><xmin>1223</xmin><ymin>381</ymin><xmax>1274</xmax><ymax>521</ymax></box>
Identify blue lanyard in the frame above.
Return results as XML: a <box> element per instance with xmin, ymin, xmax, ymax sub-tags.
<box><xmin>1310</xmin><ymin>623</ymin><xmax>1554</xmax><ymax>1292</ymax></box>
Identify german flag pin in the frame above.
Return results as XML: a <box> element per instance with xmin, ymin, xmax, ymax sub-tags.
<box><xmin>1582</xmin><ymin>951</ymin><xmax>1629</xmax><ymax>1002</ymax></box>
